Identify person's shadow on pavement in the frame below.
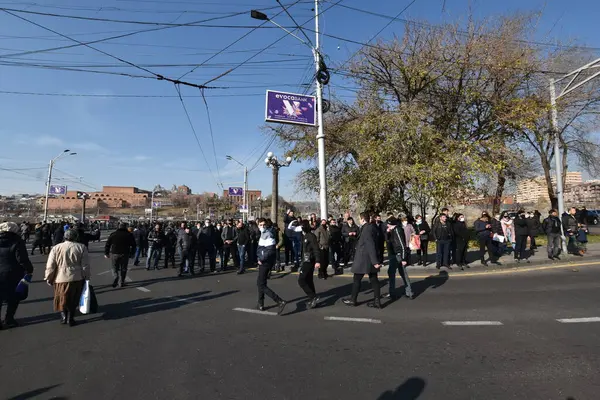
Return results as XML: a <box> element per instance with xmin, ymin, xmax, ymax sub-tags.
<box><xmin>410</xmin><ymin>271</ymin><xmax>449</xmax><ymax>300</ymax></box>
<box><xmin>377</xmin><ymin>377</ymin><xmax>426</xmax><ymax>400</ymax></box>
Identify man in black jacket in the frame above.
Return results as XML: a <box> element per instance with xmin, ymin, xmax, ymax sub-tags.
<box><xmin>0</xmin><ymin>222</ymin><xmax>34</xmax><ymax>329</ymax></box>
<box><xmin>177</xmin><ymin>225</ymin><xmax>196</xmax><ymax>277</ymax></box>
<box><xmin>383</xmin><ymin>217</ymin><xmax>413</xmax><ymax>300</ymax></box>
<box><xmin>146</xmin><ymin>224</ymin><xmax>165</xmax><ymax>270</ymax></box>
<box><xmin>104</xmin><ymin>222</ymin><xmax>137</xmax><ymax>288</ymax></box>
<box><xmin>432</xmin><ymin>214</ymin><xmax>454</xmax><ymax>270</ymax></box>
<box><xmin>328</xmin><ymin>219</ymin><xmax>343</xmax><ymax>275</ymax></box>
<box><xmin>562</xmin><ymin>207</ymin><xmax>579</xmax><ymax>255</ymax></box>
<box><xmin>343</xmin><ymin>212</ymin><xmax>383</xmax><ymax>309</ymax></box>
<box><xmin>221</xmin><ymin>219</ymin><xmax>237</xmax><ymax>271</ymax></box>
<box><xmin>235</xmin><ymin>221</ymin><xmax>251</xmax><ymax>274</ymax></box>
<box><xmin>163</xmin><ymin>227</ymin><xmax>177</xmax><ymax>269</ymax></box>
<box><xmin>132</xmin><ymin>226</ymin><xmax>144</xmax><ymax>266</ymax></box>
<box><xmin>341</xmin><ymin>217</ymin><xmax>359</xmax><ymax>266</ymax></box>
<box><xmin>513</xmin><ymin>210</ymin><xmax>530</xmax><ymax>263</ymax></box>
<box><xmin>543</xmin><ymin>209</ymin><xmax>563</xmax><ymax>260</ymax></box>
<box><xmin>197</xmin><ymin>219</ymin><xmax>217</xmax><ymax>273</ymax></box>
<box><xmin>290</xmin><ymin>220</ymin><xmax>321</xmax><ymax>309</ymax></box>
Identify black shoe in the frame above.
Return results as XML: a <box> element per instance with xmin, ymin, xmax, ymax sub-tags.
<box><xmin>342</xmin><ymin>298</ymin><xmax>357</xmax><ymax>307</ymax></box>
<box><xmin>4</xmin><ymin>318</ymin><xmax>19</xmax><ymax>328</ymax></box>
<box><xmin>257</xmin><ymin>304</ymin><xmax>265</xmax><ymax>312</ymax></box>
<box><xmin>445</xmin><ymin>265</ymin><xmax>453</xmax><ymax>270</ymax></box>
<box><xmin>308</xmin><ymin>297</ymin><xmax>320</xmax><ymax>309</ymax></box>
<box><xmin>554</xmin><ymin>256</ymin><xmax>561</xmax><ymax>261</ymax></box>
<box><xmin>118</xmin><ymin>282</ymin><xmax>126</xmax><ymax>288</ymax></box>
<box><xmin>335</xmin><ymin>268</ymin><xmax>343</xmax><ymax>275</ymax></box>
<box><xmin>60</xmin><ymin>312</ymin><xmax>67</xmax><ymax>325</ymax></box>
<box><xmin>436</xmin><ymin>265</ymin><xmax>441</xmax><ymax>270</ymax></box>
<box><xmin>277</xmin><ymin>300</ymin><xmax>287</xmax><ymax>315</ymax></box>
<box><xmin>465</xmin><ymin>264</ymin><xmax>470</xmax><ymax>269</ymax></box>
<box><xmin>460</xmin><ymin>265</ymin><xmax>465</xmax><ymax>271</ymax></box>
<box><xmin>177</xmin><ymin>273</ymin><xmax>184</xmax><ymax>277</ymax></box>
<box><xmin>112</xmin><ymin>278</ymin><xmax>119</xmax><ymax>288</ymax></box>
<box><xmin>68</xmin><ymin>317</ymin><xmax>77</xmax><ymax>327</ymax></box>
<box><xmin>237</xmin><ymin>270</ymin><xmax>245</xmax><ymax>275</ymax></box>
<box><xmin>481</xmin><ymin>261</ymin><xmax>488</xmax><ymax>267</ymax></box>
<box><xmin>367</xmin><ymin>300</ymin><xmax>382</xmax><ymax>309</ymax></box>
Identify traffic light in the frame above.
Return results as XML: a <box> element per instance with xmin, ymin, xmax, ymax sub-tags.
<box><xmin>76</xmin><ymin>191</ymin><xmax>89</xmax><ymax>200</ymax></box>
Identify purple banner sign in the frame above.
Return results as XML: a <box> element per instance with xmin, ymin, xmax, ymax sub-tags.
<box><xmin>49</xmin><ymin>185</ymin><xmax>67</xmax><ymax>195</ymax></box>
<box><xmin>228</xmin><ymin>187</ymin><xmax>243</xmax><ymax>196</ymax></box>
<box><xmin>265</xmin><ymin>90</ymin><xmax>316</xmax><ymax>126</ymax></box>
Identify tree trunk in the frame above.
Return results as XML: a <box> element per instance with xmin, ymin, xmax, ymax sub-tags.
<box><xmin>540</xmin><ymin>153</ymin><xmax>558</xmax><ymax>210</ymax></box>
<box><xmin>492</xmin><ymin>169</ymin><xmax>506</xmax><ymax>216</ymax></box>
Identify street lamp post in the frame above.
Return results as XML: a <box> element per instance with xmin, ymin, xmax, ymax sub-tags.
<box><xmin>251</xmin><ymin>2</ymin><xmax>328</xmax><ymax>220</ymax></box>
<box><xmin>265</xmin><ymin>152</ymin><xmax>292</xmax><ymax>228</ymax></box>
<box><xmin>226</xmin><ymin>155</ymin><xmax>249</xmax><ymax>223</ymax></box>
<box><xmin>43</xmin><ymin>149</ymin><xmax>76</xmax><ymax>222</ymax></box>
<box><xmin>549</xmin><ymin>57</ymin><xmax>600</xmax><ymax>251</ymax></box>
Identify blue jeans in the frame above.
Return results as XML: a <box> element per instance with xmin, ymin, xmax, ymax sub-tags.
<box><xmin>237</xmin><ymin>244</ymin><xmax>247</xmax><ymax>272</ymax></box>
<box><xmin>147</xmin><ymin>247</ymin><xmax>162</xmax><ymax>269</ymax></box>
<box><xmin>134</xmin><ymin>246</ymin><xmax>142</xmax><ymax>265</ymax></box>
<box><xmin>292</xmin><ymin>238</ymin><xmax>301</xmax><ymax>266</ymax></box>
<box><xmin>436</xmin><ymin>240</ymin><xmax>450</xmax><ymax>267</ymax></box>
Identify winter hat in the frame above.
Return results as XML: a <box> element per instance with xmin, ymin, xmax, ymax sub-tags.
<box><xmin>0</xmin><ymin>222</ymin><xmax>19</xmax><ymax>234</ymax></box>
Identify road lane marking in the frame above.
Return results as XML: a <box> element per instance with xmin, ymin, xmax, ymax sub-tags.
<box><xmin>442</xmin><ymin>321</ymin><xmax>503</xmax><ymax>326</ymax></box>
<box><xmin>125</xmin><ymin>276</ymin><xmax>133</xmax><ymax>283</ymax></box>
<box><xmin>324</xmin><ymin>316</ymin><xmax>382</xmax><ymax>324</ymax></box>
<box><xmin>557</xmin><ymin>317</ymin><xmax>600</xmax><ymax>323</ymax></box>
<box><xmin>97</xmin><ymin>270</ymin><xmax>111</xmax><ymax>276</ymax></box>
<box><xmin>233</xmin><ymin>307</ymin><xmax>277</xmax><ymax>316</ymax></box>
<box><xmin>137</xmin><ymin>287</ymin><xmax>151</xmax><ymax>293</ymax></box>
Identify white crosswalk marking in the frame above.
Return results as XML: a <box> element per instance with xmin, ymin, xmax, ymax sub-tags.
<box><xmin>324</xmin><ymin>316</ymin><xmax>382</xmax><ymax>324</ymax></box>
<box><xmin>233</xmin><ymin>307</ymin><xmax>277</xmax><ymax>316</ymax></box>
<box><xmin>442</xmin><ymin>321</ymin><xmax>503</xmax><ymax>326</ymax></box>
<box><xmin>557</xmin><ymin>317</ymin><xmax>600</xmax><ymax>323</ymax></box>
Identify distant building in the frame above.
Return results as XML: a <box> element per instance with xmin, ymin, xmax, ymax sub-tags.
<box><xmin>516</xmin><ymin>172</ymin><xmax>583</xmax><ymax>204</ymax></box>
<box><xmin>177</xmin><ymin>185</ymin><xmax>192</xmax><ymax>195</ymax></box>
<box><xmin>46</xmin><ymin>186</ymin><xmax>151</xmax><ymax>211</ymax></box>
<box><xmin>564</xmin><ymin>182</ymin><xmax>600</xmax><ymax>207</ymax></box>
<box><xmin>222</xmin><ymin>189</ymin><xmax>261</xmax><ymax>206</ymax></box>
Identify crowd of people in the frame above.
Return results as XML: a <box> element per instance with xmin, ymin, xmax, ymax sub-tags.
<box><xmin>0</xmin><ymin>205</ymin><xmax>593</xmax><ymax>328</ymax></box>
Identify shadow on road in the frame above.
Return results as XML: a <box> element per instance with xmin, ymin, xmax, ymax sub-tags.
<box><xmin>377</xmin><ymin>377</ymin><xmax>426</xmax><ymax>400</ymax></box>
<box><xmin>7</xmin><ymin>384</ymin><xmax>66</xmax><ymax>400</ymax></box>
<box><xmin>410</xmin><ymin>271</ymin><xmax>449</xmax><ymax>300</ymax></box>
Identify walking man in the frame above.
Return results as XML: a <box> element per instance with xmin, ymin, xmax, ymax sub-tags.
<box><xmin>543</xmin><ymin>209</ymin><xmax>562</xmax><ymax>260</ymax></box>
<box><xmin>235</xmin><ymin>220</ymin><xmax>251</xmax><ymax>275</ymax></box>
<box><xmin>343</xmin><ymin>212</ymin><xmax>383</xmax><ymax>309</ymax></box>
<box><xmin>177</xmin><ymin>225</ymin><xmax>196</xmax><ymax>277</ymax></box>
<box><xmin>221</xmin><ymin>219</ymin><xmax>237</xmax><ymax>271</ymax></box>
<box><xmin>290</xmin><ymin>220</ymin><xmax>321</xmax><ymax>308</ymax></box>
<box><xmin>197</xmin><ymin>219</ymin><xmax>217</xmax><ymax>273</ymax></box>
<box><xmin>146</xmin><ymin>224</ymin><xmax>164</xmax><ymax>270</ymax></box>
<box><xmin>315</xmin><ymin>219</ymin><xmax>330</xmax><ymax>279</ymax></box>
<box><xmin>383</xmin><ymin>217</ymin><xmax>413</xmax><ymax>300</ymax></box>
<box><xmin>104</xmin><ymin>222</ymin><xmax>136</xmax><ymax>288</ymax></box>
<box><xmin>256</xmin><ymin>218</ymin><xmax>287</xmax><ymax>314</ymax></box>
<box><xmin>562</xmin><ymin>207</ymin><xmax>579</xmax><ymax>255</ymax></box>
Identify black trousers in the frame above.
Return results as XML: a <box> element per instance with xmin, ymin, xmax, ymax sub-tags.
<box><xmin>514</xmin><ymin>235</ymin><xmax>528</xmax><ymax>260</ymax></box>
<box><xmin>529</xmin><ymin>236</ymin><xmax>537</xmax><ymax>250</ymax></box>
<box><xmin>0</xmin><ymin>280</ymin><xmax>19</xmax><ymax>321</ymax></box>
<box><xmin>298</xmin><ymin>262</ymin><xmax>317</xmax><ymax>299</ymax></box>
<box><xmin>179</xmin><ymin>250</ymin><xmax>195</xmax><ymax>274</ymax></box>
<box><xmin>257</xmin><ymin>262</ymin><xmax>282</xmax><ymax>305</ymax></box>
<box><xmin>164</xmin><ymin>246</ymin><xmax>176</xmax><ymax>268</ymax></box>
<box><xmin>416</xmin><ymin>240</ymin><xmax>429</xmax><ymax>264</ymax></box>
<box><xmin>318</xmin><ymin>248</ymin><xmax>329</xmax><ymax>276</ymax></box>
<box><xmin>111</xmin><ymin>254</ymin><xmax>129</xmax><ymax>284</ymax></box>
<box><xmin>343</xmin><ymin>241</ymin><xmax>357</xmax><ymax>265</ymax></box>
<box><xmin>198</xmin><ymin>246</ymin><xmax>216</xmax><ymax>272</ymax></box>
<box><xmin>329</xmin><ymin>242</ymin><xmax>342</xmax><ymax>267</ymax></box>
<box><xmin>223</xmin><ymin>245</ymin><xmax>237</xmax><ymax>269</ymax></box>
<box><xmin>479</xmin><ymin>238</ymin><xmax>495</xmax><ymax>262</ymax></box>
<box><xmin>455</xmin><ymin>239</ymin><xmax>468</xmax><ymax>265</ymax></box>
<box><xmin>350</xmin><ymin>272</ymin><xmax>380</xmax><ymax>302</ymax></box>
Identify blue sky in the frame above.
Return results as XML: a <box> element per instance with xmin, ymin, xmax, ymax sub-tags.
<box><xmin>0</xmin><ymin>0</ymin><xmax>598</xmax><ymax>200</ymax></box>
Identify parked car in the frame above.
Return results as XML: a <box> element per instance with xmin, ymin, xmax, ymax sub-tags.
<box><xmin>577</xmin><ymin>209</ymin><xmax>599</xmax><ymax>225</ymax></box>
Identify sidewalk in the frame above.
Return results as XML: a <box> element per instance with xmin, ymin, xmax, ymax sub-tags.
<box><xmin>368</xmin><ymin>242</ymin><xmax>600</xmax><ymax>278</ymax></box>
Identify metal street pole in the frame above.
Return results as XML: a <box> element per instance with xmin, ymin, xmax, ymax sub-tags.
<box><xmin>43</xmin><ymin>149</ymin><xmax>76</xmax><ymax>223</ymax></box>
<box><xmin>150</xmin><ymin>189</ymin><xmax>155</xmax><ymax>222</ymax></box>
<box><xmin>243</xmin><ymin>165</ymin><xmax>248</xmax><ymax>223</ymax></box>
<box><xmin>549</xmin><ymin>78</ymin><xmax>567</xmax><ymax>251</ymax></box>
<box><xmin>314</xmin><ymin>0</ymin><xmax>328</xmax><ymax>221</ymax></box>
<box><xmin>272</xmin><ymin>167</ymin><xmax>279</xmax><ymax>227</ymax></box>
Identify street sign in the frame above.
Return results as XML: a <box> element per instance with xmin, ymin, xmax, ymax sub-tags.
<box><xmin>228</xmin><ymin>187</ymin><xmax>243</xmax><ymax>196</ymax></box>
<box><xmin>152</xmin><ymin>201</ymin><xmax>161</xmax><ymax>208</ymax></box>
<box><xmin>49</xmin><ymin>185</ymin><xmax>67</xmax><ymax>195</ymax></box>
<box><xmin>239</xmin><ymin>205</ymin><xmax>248</xmax><ymax>213</ymax></box>
<box><xmin>265</xmin><ymin>90</ymin><xmax>316</xmax><ymax>126</ymax></box>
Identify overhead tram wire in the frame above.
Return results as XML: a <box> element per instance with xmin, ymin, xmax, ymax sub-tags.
<box><xmin>198</xmin><ymin>88</ymin><xmax>224</xmax><ymax>189</ymax></box>
<box><xmin>174</xmin><ymin>85</ymin><xmax>222</xmax><ymax>190</ymax></box>
<box><xmin>177</xmin><ymin>0</ymin><xmax>305</xmax><ymax>80</ymax></box>
<box><xmin>2</xmin><ymin>10</ymin><xmax>222</xmax><ymax>90</ymax></box>
<box><xmin>199</xmin><ymin>0</ymin><xmax>346</xmax><ymax>87</ymax></box>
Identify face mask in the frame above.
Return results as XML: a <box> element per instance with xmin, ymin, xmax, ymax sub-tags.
<box><xmin>259</xmin><ymin>227</ymin><xmax>266</xmax><ymax>233</ymax></box>
<box><xmin>205</xmin><ymin>222</ymin><xmax>210</xmax><ymax>227</ymax></box>
<box><xmin>402</xmin><ymin>222</ymin><xmax>408</xmax><ymax>227</ymax></box>
<box><xmin>459</xmin><ymin>217</ymin><xmax>465</xmax><ymax>222</ymax></box>
<box><xmin>416</xmin><ymin>219</ymin><xmax>422</xmax><ymax>224</ymax></box>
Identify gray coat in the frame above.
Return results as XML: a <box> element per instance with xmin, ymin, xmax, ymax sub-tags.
<box><xmin>351</xmin><ymin>224</ymin><xmax>380</xmax><ymax>275</ymax></box>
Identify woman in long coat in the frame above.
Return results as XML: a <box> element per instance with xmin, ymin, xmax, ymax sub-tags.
<box><xmin>44</xmin><ymin>229</ymin><xmax>90</xmax><ymax>326</ymax></box>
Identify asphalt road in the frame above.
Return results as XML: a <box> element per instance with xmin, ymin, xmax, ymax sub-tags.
<box><xmin>2</xmin><ymin>242</ymin><xmax>600</xmax><ymax>400</ymax></box>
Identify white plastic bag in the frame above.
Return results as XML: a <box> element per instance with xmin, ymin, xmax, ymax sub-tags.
<box><xmin>79</xmin><ymin>280</ymin><xmax>91</xmax><ymax>314</ymax></box>
<box><xmin>492</xmin><ymin>234</ymin><xmax>505</xmax><ymax>243</ymax></box>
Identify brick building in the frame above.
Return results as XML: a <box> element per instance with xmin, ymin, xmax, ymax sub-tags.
<box><xmin>222</xmin><ymin>189</ymin><xmax>262</xmax><ymax>206</ymax></box>
<box><xmin>46</xmin><ymin>186</ymin><xmax>151</xmax><ymax>211</ymax></box>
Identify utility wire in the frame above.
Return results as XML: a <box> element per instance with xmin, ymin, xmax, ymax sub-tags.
<box><xmin>199</xmin><ymin>88</ymin><xmax>223</xmax><ymax>189</ymax></box>
<box><xmin>174</xmin><ymin>84</ymin><xmax>222</xmax><ymax>190</ymax></box>
<box><xmin>276</xmin><ymin>0</ymin><xmax>314</xmax><ymax>47</ymax></box>
<box><xmin>177</xmin><ymin>0</ymin><xmax>304</xmax><ymax>80</ymax></box>
<box><xmin>200</xmin><ymin>0</ymin><xmax>345</xmax><ymax>86</ymax></box>
<box><xmin>2</xmin><ymin>10</ymin><xmax>221</xmax><ymax>90</ymax></box>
